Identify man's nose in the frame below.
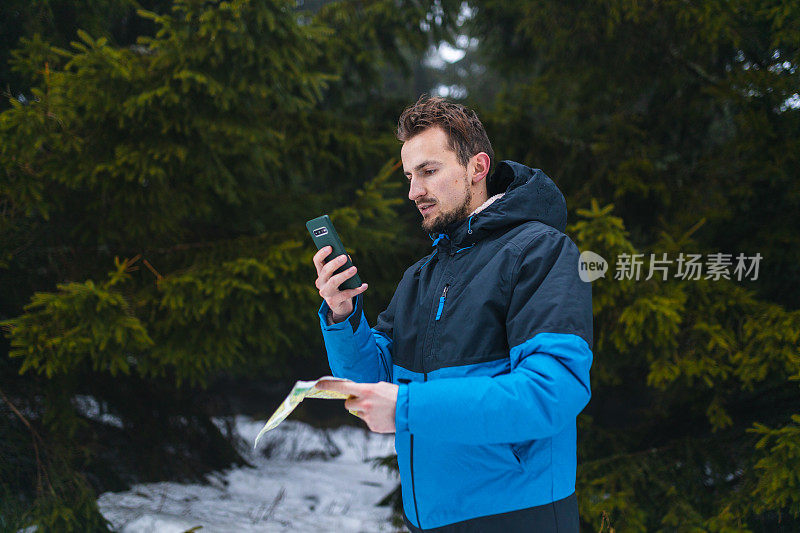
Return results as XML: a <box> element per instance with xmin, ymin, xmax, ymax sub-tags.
<box><xmin>408</xmin><ymin>176</ymin><xmax>425</xmax><ymax>201</ymax></box>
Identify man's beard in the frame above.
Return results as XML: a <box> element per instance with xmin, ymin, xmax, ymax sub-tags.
<box><xmin>422</xmin><ymin>178</ymin><xmax>472</xmax><ymax>235</ymax></box>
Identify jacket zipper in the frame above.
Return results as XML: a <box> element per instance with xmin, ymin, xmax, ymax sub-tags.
<box><xmin>434</xmin><ymin>284</ymin><xmax>450</xmax><ymax>321</ymax></box>
<box><xmin>405</xmin><ymin>283</ymin><xmax>448</xmax><ymax>528</ymax></box>
<box><xmin>406</xmin><ymin>278</ymin><xmax>448</xmax><ymax>528</ymax></box>
<box><xmin>398</xmin><ymin>375</ymin><xmax>425</xmax><ymax>529</ymax></box>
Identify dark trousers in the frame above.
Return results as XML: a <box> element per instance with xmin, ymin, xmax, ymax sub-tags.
<box><xmin>403</xmin><ymin>493</ymin><xmax>579</xmax><ymax>533</ymax></box>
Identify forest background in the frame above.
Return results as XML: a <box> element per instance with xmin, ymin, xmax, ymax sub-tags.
<box><xmin>1</xmin><ymin>0</ymin><xmax>799</xmax><ymax>531</ymax></box>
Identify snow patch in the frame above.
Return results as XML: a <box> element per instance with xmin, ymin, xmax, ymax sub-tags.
<box><xmin>72</xmin><ymin>395</ymin><xmax>124</xmax><ymax>428</ymax></box>
<box><xmin>98</xmin><ymin>416</ymin><xmax>399</xmax><ymax>532</ymax></box>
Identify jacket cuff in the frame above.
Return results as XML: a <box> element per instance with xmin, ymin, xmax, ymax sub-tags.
<box><xmin>317</xmin><ymin>294</ymin><xmax>363</xmax><ymax>332</ymax></box>
<box><xmin>395</xmin><ymin>384</ymin><xmax>409</xmax><ymax>433</ymax></box>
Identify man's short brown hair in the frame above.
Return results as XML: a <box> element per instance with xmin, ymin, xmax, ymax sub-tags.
<box><xmin>397</xmin><ymin>94</ymin><xmax>494</xmax><ymax>173</ymax></box>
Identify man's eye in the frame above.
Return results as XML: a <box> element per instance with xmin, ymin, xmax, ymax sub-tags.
<box><xmin>425</xmin><ymin>169</ymin><xmax>436</xmax><ymax>175</ymax></box>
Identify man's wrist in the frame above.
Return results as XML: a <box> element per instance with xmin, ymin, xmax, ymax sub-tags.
<box><xmin>328</xmin><ymin>307</ymin><xmax>347</xmax><ymax>324</ymax></box>
<box><xmin>327</xmin><ymin>297</ymin><xmax>356</xmax><ymax>325</ymax></box>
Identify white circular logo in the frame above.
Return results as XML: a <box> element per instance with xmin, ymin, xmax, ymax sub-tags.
<box><xmin>578</xmin><ymin>250</ymin><xmax>608</xmax><ymax>282</ymax></box>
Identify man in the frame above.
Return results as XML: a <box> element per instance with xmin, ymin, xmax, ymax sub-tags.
<box><xmin>312</xmin><ymin>95</ymin><xmax>593</xmax><ymax>532</ymax></box>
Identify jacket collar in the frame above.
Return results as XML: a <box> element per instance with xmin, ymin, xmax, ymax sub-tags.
<box><xmin>428</xmin><ymin>160</ymin><xmax>567</xmax><ymax>254</ymax></box>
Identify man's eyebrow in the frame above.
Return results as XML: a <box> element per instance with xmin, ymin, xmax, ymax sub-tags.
<box><xmin>403</xmin><ymin>160</ymin><xmax>440</xmax><ymax>175</ymax></box>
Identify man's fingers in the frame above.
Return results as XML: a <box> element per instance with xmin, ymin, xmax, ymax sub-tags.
<box><xmin>318</xmin><ymin>270</ymin><xmax>357</xmax><ymax>302</ymax></box>
<box><xmin>314</xmin><ymin>249</ymin><xmax>361</xmax><ymax>301</ymax></box>
<box><xmin>341</xmin><ymin>283</ymin><xmax>368</xmax><ymax>299</ymax></box>
<box><xmin>312</xmin><ymin>246</ymin><xmax>333</xmax><ymax>275</ymax></box>
<box><xmin>312</xmin><ymin>246</ymin><xmax>329</xmax><ymax>268</ymax></box>
<box><xmin>328</xmin><ymin>265</ymin><xmax>358</xmax><ymax>289</ymax></box>
<box><xmin>344</xmin><ymin>397</ymin><xmax>360</xmax><ymax>411</ymax></box>
<box><xmin>315</xmin><ymin>379</ymin><xmax>358</xmax><ymax>394</ymax></box>
<box><xmin>321</xmin><ymin>253</ymin><xmax>349</xmax><ymax>280</ymax></box>
<box><xmin>315</xmin><ymin>380</ymin><xmax>366</xmax><ymax>395</ymax></box>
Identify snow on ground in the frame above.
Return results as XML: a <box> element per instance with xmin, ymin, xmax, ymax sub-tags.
<box><xmin>97</xmin><ymin>417</ymin><xmax>401</xmax><ymax>533</ymax></box>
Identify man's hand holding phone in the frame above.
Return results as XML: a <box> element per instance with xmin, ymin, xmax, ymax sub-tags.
<box><xmin>313</xmin><ymin>246</ymin><xmax>368</xmax><ymax>323</ymax></box>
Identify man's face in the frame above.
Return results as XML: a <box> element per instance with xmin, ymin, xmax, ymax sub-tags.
<box><xmin>401</xmin><ymin>126</ymin><xmax>474</xmax><ymax>235</ymax></box>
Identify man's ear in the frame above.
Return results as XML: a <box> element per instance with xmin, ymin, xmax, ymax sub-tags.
<box><xmin>470</xmin><ymin>152</ymin><xmax>491</xmax><ymax>185</ymax></box>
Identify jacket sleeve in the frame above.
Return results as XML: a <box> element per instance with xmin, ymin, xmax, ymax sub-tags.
<box><xmin>395</xmin><ymin>229</ymin><xmax>593</xmax><ymax>444</ymax></box>
<box><xmin>318</xmin><ymin>291</ymin><xmax>395</xmax><ymax>384</ymax></box>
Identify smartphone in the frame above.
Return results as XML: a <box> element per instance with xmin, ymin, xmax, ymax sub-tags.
<box><xmin>306</xmin><ymin>214</ymin><xmax>363</xmax><ymax>291</ymax></box>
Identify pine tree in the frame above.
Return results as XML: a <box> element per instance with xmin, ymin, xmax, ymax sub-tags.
<box><xmin>570</xmin><ymin>201</ymin><xmax>800</xmax><ymax>531</ymax></box>
<box><xmin>0</xmin><ymin>0</ymin><xmax>456</xmax><ymax>529</ymax></box>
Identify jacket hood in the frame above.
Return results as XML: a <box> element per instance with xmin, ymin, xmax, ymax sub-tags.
<box><xmin>431</xmin><ymin>160</ymin><xmax>567</xmax><ymax>252</ymax></box>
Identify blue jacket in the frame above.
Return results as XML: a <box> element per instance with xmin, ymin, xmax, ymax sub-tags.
<box><xmin>318</xmin><ymin>160</ymin><xmax>593</xmax><ymax>530</ymax></box>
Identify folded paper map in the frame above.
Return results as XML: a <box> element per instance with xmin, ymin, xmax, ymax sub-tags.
<box><xmin>254</xmin><ymin>376</ymin><xmax>355</xmax><ymax>449</ymax></box>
